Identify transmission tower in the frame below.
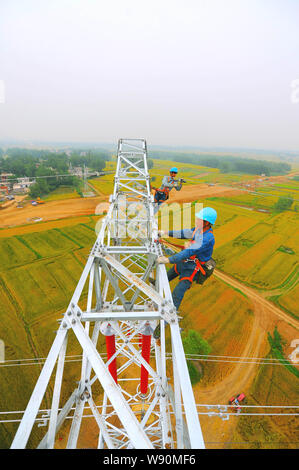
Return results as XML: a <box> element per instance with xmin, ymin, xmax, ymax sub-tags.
<box><xmin>10</xmin><ymin>138</ymin><xmax>205</xmax><ymax>450</ymax></box>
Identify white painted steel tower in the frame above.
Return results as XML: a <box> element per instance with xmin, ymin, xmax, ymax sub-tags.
<box><xmin>10</xmin><ymin>138</ymin><xmax>205</xmax><ymax>449</ymax></box>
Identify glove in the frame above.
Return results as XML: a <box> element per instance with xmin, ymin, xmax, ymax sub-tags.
<box><xmin>157</xmin><ymin>256</ymin><xmax>169</xmax><ymax>264</ymax></box>
<box><xmin>157</xmin><ymin>230</ymin><xmax>167</xmax><ymax>237</ymax></box>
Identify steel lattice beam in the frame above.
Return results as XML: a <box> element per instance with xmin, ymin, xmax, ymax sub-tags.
<box><xmin>10</xmin><ymin>138</ymin><xmax>205</xmax><ymax>450</ymax></box>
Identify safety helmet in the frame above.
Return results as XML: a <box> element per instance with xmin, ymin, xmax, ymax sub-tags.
<box><xmin>170</xmin><ymin>167</ymin><xmax>178</xmax><ymax>173</ymax></box>
<box><xmin>195</xmin><ymin>207</ymin><xmax>217</xmax><ymax>225</ymax></box>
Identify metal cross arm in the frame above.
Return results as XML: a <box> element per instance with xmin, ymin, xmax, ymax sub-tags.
<box><xmin>97</xmin><ymin>253</ymin><xmax>178</xmax><ymax>325</ymax></box>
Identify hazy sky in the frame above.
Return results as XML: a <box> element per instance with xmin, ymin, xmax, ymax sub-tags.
<box><xmin>0</xmin><ymin>0</ymin><xmax>299</xmax><ymax>150</ymax></box>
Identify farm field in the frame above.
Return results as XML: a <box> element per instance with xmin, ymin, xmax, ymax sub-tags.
<box><xmin>211</xmin><ymin>203</ymin><xmax>299</xmax><ymax>298</ymax></box>
<box><xmin>0</xmin><ymin>215</ymin><xmax>100</xmax><ymax>448</ymax></box>
<box><xmin>231</xmin><ymin>352</ymin><xmax>299</xmax><ymax>449</ymax></box>
<box><xmin>0</xmin><ymin>158</ymin><xmax>298</xmax><ymax>449</ymax></box>
<box><xmin>0</xmin><ymin>194</ymin><xmax>106</xmax><ymax>229</ymax></box>
<box><xmin>0</xmin><ymin>215</ymin><xmax>94</xmax><ymax>238</ymax></box>
<box><xmin>88</xmin><ymin>158</ymin><xmax>260</xmax><ymax>197</ymax></box>
<box><xmin>43</xmin><ymin>185</ymin><xmax>81</xmax><ymax>201</ymax></box>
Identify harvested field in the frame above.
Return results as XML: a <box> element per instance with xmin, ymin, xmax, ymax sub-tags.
<box><xmin>0</xmin><ymin>195</ymin><xmax>107</xmax><ymax>229</ymax></box>
<box><xmin>178</xmin><ymin>276</ymin><xmax>255</xmax><ymax>386</ymax></box>
<box><xmin>162</xmin><ymin>184</ymin><xmax>243</xmax><ymax>204</ymax></box>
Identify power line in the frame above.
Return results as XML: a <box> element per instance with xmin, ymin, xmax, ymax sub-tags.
<box><xmin>1</xmin><ymin>408</ymin><xmax>298</xmax><ymax>425</ymax></box>
<box><xmin>1</xmin><ymin>351</ymin><xmax>298</xmax><ymax>368</ymax></box>
<box><xmin>1</xmin><ymin>171</ymin><xmax>114</xmax><ymax>182</ymax></box>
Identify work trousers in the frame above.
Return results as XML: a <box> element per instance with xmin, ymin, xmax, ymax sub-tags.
<box><xmin>154</xmin><ymin>191</ymin><xmax>168</xmax><ymax>214</ymax></box>
<box><xmin>167</xmin><ymin>260</ymin><xmax>196</xmax><ymax>310</ymax></box>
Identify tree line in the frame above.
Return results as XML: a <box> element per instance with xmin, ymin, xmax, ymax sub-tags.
<box><xmin>0</xmin><ymin>147</ymin><xmax>111</xmax><ymax>198</ymax></box>
<box><xmin>148</xmin><ymin>150</ymin><xmax>291</xmax><ymax>176</ymax></box>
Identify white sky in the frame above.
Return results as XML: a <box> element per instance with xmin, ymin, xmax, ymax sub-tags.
<box><xmin>0</xmin><ymin>0</ymin><xmax>299</xmax><ymax>150</ymax></box>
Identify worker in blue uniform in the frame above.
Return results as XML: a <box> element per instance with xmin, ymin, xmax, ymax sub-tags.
<box><xmin>156</xmin><ymin>206</ymin><xmax>217</xmax><ymax>315</ymax></box>
<box><xmin>152</xmin><ymin>167</ymin><xmax>183</xmax><ymax>214</ymax></box>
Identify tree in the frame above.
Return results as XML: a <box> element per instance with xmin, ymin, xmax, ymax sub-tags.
<box><xmin>147</xmin><ymin>158</ymin><xmax>154</xmax><ymax>169</ymax></box>
<box><xmin>182</xmin><ymin>329</ymin><xmax>211</xmax><ymax>384</ymax></box>
<box><xmin>274</xmin><ymin>195</ymin><xmax>293</xmax><ymax>212</ymax></box>
<box><xmin>219</xmin><ymin>161</ymin><xmax>232</xmax><ymax>173</ymax></box>
<box><xmin>267</xmin><ymin>326</ymin><xmax>284</xmax><ymax>353</ymax></box>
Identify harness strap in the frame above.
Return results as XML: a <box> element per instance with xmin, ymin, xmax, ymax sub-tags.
<box><xmin>180</xmin><ymin>258</ymin><xmax>206</xmax><ymax>283</ymax></box>
<box><xmin>158</xmin><ymin>224</ymin><xmax>212</xmax><ymax>283</ymax></box>
<box><xmin>156</xmin><ymin>176</ymin><xmax>176</xmax><ymax>196</ymax></box>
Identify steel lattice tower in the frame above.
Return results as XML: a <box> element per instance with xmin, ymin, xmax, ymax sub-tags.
<box><xmin>10</xmin><ymin>138</ymin><xmax>205</xmax><ymax>450</ymax></box>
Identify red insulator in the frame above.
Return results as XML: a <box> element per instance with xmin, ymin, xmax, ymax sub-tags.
<box><xmin>140</xmin><ymin>334</ymin><xmax>151</xmax><ymax>395</ymax></box>
<box><xmin>105</xmin><ymin>335</ymin><xmax>118</xmax><ymax>383</ymax></box>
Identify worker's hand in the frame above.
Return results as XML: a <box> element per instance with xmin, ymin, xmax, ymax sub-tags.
<box><xmin>157</xmin><ymin>256</ymin><xmax>169</xmax><ymax>264</ymax></box>
<box><xmin>157</xmin><ymin>230</ymin><xmax>167</xmax><ymax>237</ymax></box>
<box><xmin>184</xmin><ymin>241</ymin><xmax>192</xmax><ymax>249</ymax></box>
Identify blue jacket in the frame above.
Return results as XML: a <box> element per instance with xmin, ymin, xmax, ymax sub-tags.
<box><xmin>168</xmin><ymin>227</ymin><xmax>215</xmax><ymax>263</ymax></box>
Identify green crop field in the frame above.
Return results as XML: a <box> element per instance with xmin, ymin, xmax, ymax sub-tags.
<box><xmin>16</xmin><ymin>229</ymin><xmax>80</xmax><ymax>258</ymax></box>
<box><xmin>44</xmin><ymin>186</ymin><xmax>81</xmax><ymax>201</ymax></box>
<box><xmin>0</xmin><ymin>215</ymin><xmax>100</xmax><ymax>448</ymax></box>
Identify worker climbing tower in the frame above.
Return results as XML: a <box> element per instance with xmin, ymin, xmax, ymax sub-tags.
<box><xmin>10</xmin><ymin>138</ymin><xmax>205</xmax><ymax>450</ymax></box>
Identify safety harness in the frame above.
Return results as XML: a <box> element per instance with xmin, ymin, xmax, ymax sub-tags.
<box><xmin>180</xmin><ymin>225</ymin><xmax>211</xmax><ymax>283</ymax></box>
<box><xmin>152</xmin><ymin>176</ymin><xmax>176</xmax><ymax>202</ymax></box>
<box><xmin>157</xmin><ymin>224</ymin><xmax>214</xmax><ymax>284</ymax></box>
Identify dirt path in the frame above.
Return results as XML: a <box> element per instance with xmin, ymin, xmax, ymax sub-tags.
<box><xmin>0</xmin><ymin>195</ymin><xmax>107</xmax><ymax>229</ymax></box>
<box><xmin>214</xmin><ymin>270</ymin><xmax>299</xmax><ymax>331</ymax></box>
<box><xmin>0</xmin><ymin>184</ymin><xmax>241</xmax><ymax>230</ymax></box>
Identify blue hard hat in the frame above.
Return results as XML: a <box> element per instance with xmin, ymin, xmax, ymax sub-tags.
<box><xmin>195</xmin><ymin>207</ymin><xmax>217</xmax><ymax>225</ymax></box>
<box><xmin>170</xmin><ymin>167</ymin><xmax>178</xmax><ymax>173</ymax></box>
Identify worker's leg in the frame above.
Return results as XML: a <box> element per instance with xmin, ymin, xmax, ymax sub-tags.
<box><xmin>171</xmin><ymin>279</ymin><xmax>192</xmax><ymax>310</ymax></box>
<box><xmin>154</xmin><ymin>201</ymin><xmax>163</xmax><ymax>214</ymax></box>
<box><xmin>167</xmin><ymin>265</ymin><xmax>179</xmax><ymax>282</ymax></box>
<box><xmin>154</xmin><ymin>191</ymin><xmax>167</xmax><ymax>214</ymax></box>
